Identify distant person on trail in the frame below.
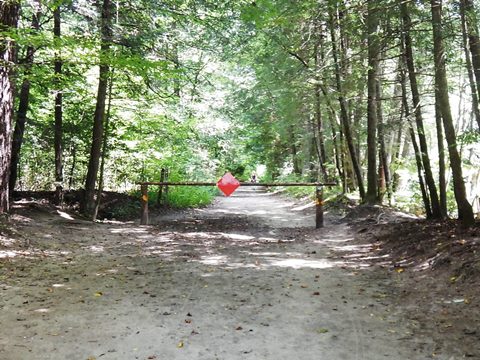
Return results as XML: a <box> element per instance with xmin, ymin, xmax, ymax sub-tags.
<box><xmin>250</xmin><ymin>171</ymin><xmax>257</xmax><ymax>183</ymax></box>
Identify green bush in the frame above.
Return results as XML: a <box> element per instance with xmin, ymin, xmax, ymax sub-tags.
<box><xmin>136</xmin><ymin>186</ymin><xmax>218</xmax><ymax>209</ymax></box>
<box><xmin>267</xmin><ymin>173</ymin><xmax>342</xmax><ymax>200</ymax></box>
<box><xmin>166</xmin><ymin>186</ymin><xmax>218</xmax><ymax>208</ymax></box>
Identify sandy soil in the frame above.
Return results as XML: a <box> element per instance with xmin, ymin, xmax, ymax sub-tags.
<box><xmin>0</xmin><ymin>188</ymin><xmax>464</xmax><ymax>359</ymax></box>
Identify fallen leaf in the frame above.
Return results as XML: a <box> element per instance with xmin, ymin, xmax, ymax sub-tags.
<box><xmin>94</xmin><ymin>292</ymin><xmax>103</xmax><ymax>297</ymax></box>
<box><xmin>236</xmin><ymin>326</ymin><xmax>243</xmax><ymax>330</ymax></box>
<box><xmin>316</xmin><ymin>328</ymin><xmax>329</xmax><ymax>334</ymax></box>
<box><xmin>396</xmin><ymin>268</ymin><xmax>404</xmax><ymax>274</ymax></box>
<box><xmin>177</xmin><ymin>341</ymin><xmax>184</xmax><ymax>348</ymax></box>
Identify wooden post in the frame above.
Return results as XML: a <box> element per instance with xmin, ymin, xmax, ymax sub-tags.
<box><xmin>157</xmin><ymin>168</ymin><xmax>165</xmax><ymax>206</ymax></box>
<box><xmin>316</xmin><ymin>186</ymin><xmax>324</xmax><ymax>228</ymax></box>
<box><xmin>164</xmin><ymin>169</ymin><xmax>169</xmax><ymax>206</ymax></box>
<box><xmin>140</xmin><ymin>184</ymin><xmax>149</xmax><ymax>225</ymax></box>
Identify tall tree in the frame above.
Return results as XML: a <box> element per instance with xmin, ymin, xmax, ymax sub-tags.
<box><xmin>313</xmin><ymin>23</ymin><xmax>327</xmax><ymax>180</ymax></box>
<box><xmin>329</xmin><ymin>5</ymin><xmax>365</xmax><ymax>199</ymax></box>
<box><xmin>462</xmin><ymin>0</ymin><xmax>480</xmax><ymax>118</ymax></box>
<box><xmin>401</xmin><ymin>1</ymin><xmax>442</xmax><ymax>219</ymax></box>
<box><xmin>9</xmin><ymin>0</ymin><xmax>40</xmax><ymax>195</ymax></box>
<box><xmin>460</xmin><ymin>0</ymin><xmax>480</xmax><ymax>130</ymax></box>
<box><xmin>83</xmin><ymin>0</ymin><xmax>112</xmax><ymax>214</ymax></box>
<box><xmin>435</xmin><ymin>90</ymin><xmax>447</xmax><ymax>218</ymax></box>
<box><xmin>400</xmin><ymin>36</ymin><xmax>432</xmax><ymax>217</ymax></box>
<box><xmin>431</xmin><ymin>0</ymin><xmax>474</xmax><ymax>226</ymax></box>
<box><xmin>1</xmin><ymin>0</ymin><xmax>19</xmax><ymax>213</ymax></box>
<box><xmin>365</xmin><ymin>0</ymin><xmax>380</xmax><ymax>204</ymax></box>
<box><xmin>54</xmin><ymin>4</ymin><xmax>63</xmax><ymax>205</ymax></box>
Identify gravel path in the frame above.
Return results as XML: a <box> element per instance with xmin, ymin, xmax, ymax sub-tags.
<box><xmin>0</xmin><ymin>188</ymin><xmax>438</xmax><ymax>359</ymax></box>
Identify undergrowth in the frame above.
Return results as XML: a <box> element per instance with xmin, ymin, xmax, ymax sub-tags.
<box><xmin>267</xmin><ymin>174</ymin><xmax>342</xmax><ymax>200</ymax></box>
<box><xmin>164</xmin><ymin>186</ymin><xmax>218</xmax><ymax>208</ymax></box>
<box><xmin>139</xmin><ymin>186</ymin><xmax>218</xmax><ymax>208</ymax></box>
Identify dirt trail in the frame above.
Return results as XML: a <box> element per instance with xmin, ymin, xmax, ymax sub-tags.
<box><xmin>0</xmin><ymin>188</ymin><xmax>444</xmax><ymax>359</ymax></box>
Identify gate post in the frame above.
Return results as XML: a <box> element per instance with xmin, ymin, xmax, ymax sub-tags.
<box><xmin>157</xmin><ymin>168</ymin><xmax>165</xmax><ymax>206</ymax></box>
<box><xmin>315</xmin><ymin>186</ymin><xmax>323</xmax><ymax>228</ymax></box>
<box><xmin>141</xmin><ymin>184</ymin><xmax>149</xmax><ymax>225</ymax></box>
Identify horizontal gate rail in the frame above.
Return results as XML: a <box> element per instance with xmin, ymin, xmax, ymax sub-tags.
<box><xmin>137</xmin><ymin>182</ymin><xmax>336</xmax><ymax>187</ymax></box>
<box><xmin>137</xmin><ymin>181</ymin><xmax>337</xmax><ymax>228</ymax></box>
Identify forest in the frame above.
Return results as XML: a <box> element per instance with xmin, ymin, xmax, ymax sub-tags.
<box><xmin>1</xmin><ymin>0</ymin><xmax>480</xmax><ymax>223</ymax></box>
<box><xmin>2</xmin><ymin>1</ymin><xmax>480</xmax><ymax>358</ymax></box>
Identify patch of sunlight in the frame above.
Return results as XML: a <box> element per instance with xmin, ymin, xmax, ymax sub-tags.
<box><xmin>266</xmin><ymin>258</ymin><xmax>334</xmax><ymax>269</ymax></box>
<box><xmin>0</xmin><ymin>235</ymin><xmax>16</xmax><ymax>246</ymax></box>
<box><xmin>226</xmin><ymin>262</ymin><xmax>258</xmax><ymax>269</ymax></box>
<box><xmin>258</xmin><ymin>237</ymin><xmax>279</xmax><ymax>242</ymax></box>
<box><xmin>0</xmin><ymin>250</ymin><xmax>18</xmax><ymax>258</ymax></box>
<box><xmin>110</xmin><ymin>228</ymin><xmax>148</xmax><ymax>234</ymax></box>
<box><xmin>89</xmin><ymin>245</ymin><xmax>104</xmax><ymax>253</ymax></box>
<box><xmin>52</xmin><ymin>284</ymin><xmax>65</xmax><ymax>288</ymax></box>
<box><xmin>331</xmin><ymin>244</ymin><xmax>372</xmax><ymax>252</ymax></box>
<box><xmin>292</xmin><ymin>203</ymin><xmax>314</xmax><ymax>211</ymax></box>
<box><xmin>319</xmin><ymin>237</ymin><xmax>354</xmax><ymax>243</ymax></box>
<box><xmin>57</xmin><ymin>210</ymin><xmax>74</xmax><ymax>220</ymax></box>
<box><xmin>362</xmin><ymin>255</ymin><xmax>390</xmax><ymax>261</ymax></box>
<box><xmin>415</xmin><ymin>254</ymin><xmax>441</xmax><ymax>271</ymax></box>
<box><xmin>151</xmin><ymin>236</ymin><xmax>175</xmax><ymax>243</ymax></box>
<box><xmin>42</xmin><ymin>250</ymin><xmax>70</xmax><ymax>256</ymax></box>
<box><xmin>146</xmin><ymin>246</ymin><xmax>180</xmax><ymax>252</ymax></box>
<box><xmin>248</xmin><ymin>251</ymin><xmax>283</xmax><ymax>257</ymax></box>
<box><xmin>245</xmin><ymin>210</ymin><xmax>268</xmax><ymax>215</ymax></box>
<box><xmin>10</xmin><ymin>214</ymin><xmax>33</xmax><ymax>222</ymax></box>
<box><xmin>34</xmin><ymin>308</ymin><xmax>50</xmax><ymax>313</ymax></box>
<box><xmin>343</xmin><ymin>262</ymin><xmax>372</xmax><ymax>269</ymax></box>
<box><xmin>199</xmin><ymin>255</ymin><xmax>228</xmax><ymax>265</ymax></box>
<box><xmin>219</xmin><ymin>233</ymin><xmax>255</xmax><ymax>241</ymax></box>
<box><xmin>247</xmin><ymin>251</ymin><xmax>303</xmax><ymax>257</ymax></box>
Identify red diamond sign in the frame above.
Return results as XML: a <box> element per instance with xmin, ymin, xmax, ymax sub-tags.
<box><xmin>217</xmin><ymin>172</ymin><xmax>240</xmax><ymax>197</ymax></box>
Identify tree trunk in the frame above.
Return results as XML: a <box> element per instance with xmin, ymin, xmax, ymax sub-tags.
<box><xmin>320</xmin><ymin>85</ymin><xmax>344</xmax><ymax>182</ymax></box>
<box><xmin>290</xmin><ymin>126</ymin><xmax>301</xmax><ymax>175</ymax></box>
<box><xmin>400</xmin><ymin>44</ymin><xmax>432</xmax><ymax>217</ymax></box>
<box><xmin>401</xmin><ymin>1</ymin><xmax>441</xmax><ymax>218</ymax></box>
<box><xmin>431</xmin><ymin>0</ymin><xmax>474</xmax><ymax>226</ymax></box>
<box><xmin>460</xmin><ymin>0</ymin><xmax>480</xmax><ymax>131</ymax></box>
<box><xmin>8</xmin><ymin>0</ymin><xmax>40</xmax><ymax>196</ymax></box>
<box><xmin>54</xmin><ymin>5</ymin><xmax>63</xmax><ymax>205</ymax></box>
<box><xmin>68</xmin><ymin>144</ymin><xmax>76</xmax><ymax>190</ymax></box>
<box><xmin>0</xmin><ymin>1</ymin><xmax>19</xmax><ymax>213</ymax></box>
<box><xmin>365</xmin><ymin>0</ymin><xmax>380</xmax><ymax>204</ymax></box>
<box><xmin>328</xmin><ymin>6</ymin><xmax>365</xmax><ymax>199</ymax></box>
<box><xmin>377</xmin><ymin>66</ymin><xmax>391</xmax><ymax>204</ymax></box>
<box><xmin>93</xmin><ymin>72</ymin><xmax>114</xmax><ymax>221</ymax></box>
<box><xmin>463</xmin><ymin>0</ymin><xmax>480</xmax><ymax>117</ymax></box>
<box><xmin>390</xmin><ymin>61</ymin><xmax>405</xmax><ymax>194</ymax></box>
<box><xmin>435</xmin><ymin>90</ymin><xmax>448</xmax><ymax>218</ymax></box>
<box><xmin>83</xmin><ymin>0</ymin><xmax>112</xmax><ymax>215</ymax></box>
<box><xmin>312</xmin><ymin>21</ymin><xmax>328</xmax><ymax>181</ymax></box>
<box><xmin>314</xmin><ymin>83</ymin><xmax>327</xmax><ymax>180</ymax></box>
